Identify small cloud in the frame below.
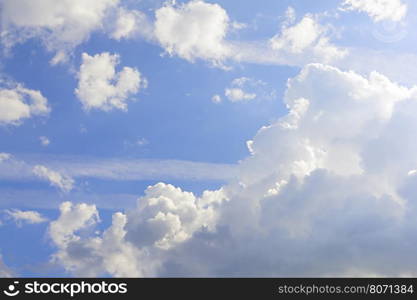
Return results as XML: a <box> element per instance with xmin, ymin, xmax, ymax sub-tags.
<box><xmin>110</xmin><ymin>8</ymin><xmax>154</xmax><ymax>41</ymax></box>
<box><xmin>33</xmin><ymin>165</ymin><xmax>74</xmax><ymax>193</ymax></box>
<box><xmin>75</xmin><ymin>52</ymin><xmax>147</xmax><ymax>112</ymax></box>
<box><xmin>225</xmin><ymin>88</ymin><xmax>256</xmax><ymax>102</ymax></box>
<box><xmin>223</xmin><ymin>77</ymin><xmax>273</xmax><ymax>103</ymax></box>
<box><xmin>5</xmin><ymin>209</ymin><xmax>48</xmax><ymax>226</ymax></box>
<box><xmin>136</xmin><ymin>138</ymin><xmax>149</xmax><ymax>146</ymax></box>
<box><xmin>50</xmin><ymin>51</ymin><xmax>69</xmax><ymax>66</ymax></box>
<box><xmin>124</xmin><ymin>137</ymin><xmax>149</xmax><ymax>149</ymax></box>
<box><xmin>231</xmin><ymin>21</ymin><xmax>247</xmax><ymax>30</ymax></box>
<box><xmin>0</xmin><ymin>84</ymin><xmax>50</xmax><ymax>126</ymax></box>
<box><xmin>269</xmin><ymin>13</ymin><xmax>347</xmax><ymax>63</ymax></box>
<box><xmin>39</xmin><ymin>136</ymin><xmax>50</xmax><ymax>147</ymax></box>
<box><xmin>340</xmin><ymin>0</ymin><xmax>407</xmax><ymax>22</ymax></box>
<box><xmin>211</xmin><ymin>94</ymin><xmax>222</xmax><ymax>104</ymax></box>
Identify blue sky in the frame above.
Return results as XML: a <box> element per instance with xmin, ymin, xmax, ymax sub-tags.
<box><xmin>1</xmin><ymin>0</ymin><xmax>417</xmax><ymax>277</ymax></box>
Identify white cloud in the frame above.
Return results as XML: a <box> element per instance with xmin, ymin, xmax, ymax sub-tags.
<box><xmin>270</xmin><ymin>15</ymin><xmax>347</xmax><ymax>64</ymax></box>
<box><xmin>211</xmin><ymin>94</ymin><xmax>222</xmax><ymax>104</ymax></box>
<box><xmin>0</xmin><ymin>0</ymin><xmax>120</xmax><ymax>60</ymax></box>
<box><xmin>408</xmin><ymin>170</ymin><xmax>417</xmax><ymax>176</ymax></box>
<box><xmin>0</xmin><ymin>85</ymin><xmax>50</xmax><ymax>126</ymax></box>
<box><xmin>225</xmin><ymin>78</ymin><xmax>257</xmax><ymax>102</ymax></box>
<box><xmin>227</xmin><ymin>8</ymin><xmax>348</xmax><ymax>68</ymax></box>
<box><xmin>110</xmin><ymin>8</ymin><xmax>153</xmax><ymax>41</ymax></box>
<box><xmin>49</xmin><ymin>202</ymin><xmax>105</xmax><ymax>276</ymax></box>
<box><xmin>75</xmin><ymin>52</ymin><xmax>146</xmax><ymax>111</ymax></box>
<box><xmin>47</xmin><ymin>63</ymin><xmax>417</xmax><ymax>277</ymax></box>
<box><xmin>154</xmin><ymin>0</ymin><xmax>231</xmax><ymax>64</ymax></box>
<box><xmin>5</xmin><ymin>209</ymin><xmax>47</xmax><ymax>225</ymax></box>
<box><xmin>231</xmin><ymin>21</ymin><xmax>247</xmax><ymax>31</ymax></box>
<box><xmin>49</xmin><ymin>202</ymin><xmax>99</xmax><ymax>248</ymax></box>
<box><xmin>340</xmin><ymin>0</ymin><xmax>407</xmax><ymax>22</ymax></box>
<box><xmin>124</xmin><ymin>183</ymin><xmax>224</xmax><ymax>250</ymax></box>
<box><xmin>231</xmin><ymin>77</ymin><xmax>253</xmax><ymax>87</ymax></box>
<box><xmin>39</xmin><ymin>136</ymin><xmax>50</xmax><ymax>147</ymax></box>
<box><xmin>223</xmin><ymin>77</ymin><xmax>273</xmax><ymax>102</ymax></box>
<box><xmin>271</xmin><ymin>16</ymin><xmax>322</xmax><ymax>54</ymax></box>
<box><xmin>48</xmin><ymin>186</ymin><xmax>227</xmax><ymax>276</ymax></box>
<box><xmin>225</xmin><ymin>88</ymin><xmax>256</xmax><ymax>102</ymax></box>
<box><xmin>0</xmin><ymin>155</ymin><xmax>238</xmax><ymax>184</ymax></box>
<box><xmin>33</xmin><ymin>165</ymin><xmax>74</xmax><ymax>193</ymax></box>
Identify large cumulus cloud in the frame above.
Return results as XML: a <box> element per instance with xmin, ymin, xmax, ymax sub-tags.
<box><xmin>48</xmin><ymin>63</ymin><xmax>417</xmax><ymax>276</ymax></box>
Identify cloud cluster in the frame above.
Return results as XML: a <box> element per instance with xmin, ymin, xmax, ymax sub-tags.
<box><xmin>0</xmin><ymin>85</ymin><xmax>50</xmax><ymax>126</ymax></box>
<box><xmin>75</xmin><ymin>52</ymin><xmax>146</xmax><ymax>111</ymax></box>
<box><xmin>33</xmin><ymin>165</ymin><xmax>74</xmax><ymax>193</ymax></box>
<box><xmin>340</xmin><ymin>0</ymin><xmax>407</xmax><ymax>22</ymax></box>
<box><xmin>46</xmin><ymin>63</ymin><xmax>417</xmax><ymax>276</ymax></box>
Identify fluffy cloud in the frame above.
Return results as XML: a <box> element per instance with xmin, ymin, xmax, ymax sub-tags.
<box><xmin>0</xmin><ymin>85</ymin><xmax>50</xmax><ymax>126</ymax></box>
<box><xmin>223</xmin><ymin>77</ymin><xmax>275</xmax><ymax>102</ymax></box>
<box><xmin>154</xmin><ymin>0</ymin><xmax>231</xmax><ymax>64</ymax></box>
<box><xmin>271</xmin><ymin>16</ymin><xmax>322</xmax><ymax>54</ymax></box>
<box><xmin>5</xmin><ymin>209</ymin><xmax>47</xmax><ymax>225</ymax></box>
<box><xmin>75</xmin><ymin>52</ymin><xmax>146</xmax><ymax>111</ymax></box>
<box><xmin>270</xmin><ymin>14</ymin><xmax>347</xmax><ymax>64</ymax></box>
<box><xmin>49</xmin><ymin>202</ymin><xmax>105</xmax><ymax>276</ymax></box>
<box><xmin>340</xmin><ymin>0</ymin><xmax>407</xmax><ymax>22</ymax></box>
<box><xmin>124</xmin><ymin>183</ymin><xmax>223</xmax><ymax>250</ymax></box>
<box><xmin>48</xmin><ymin>63</ymin><xmax>417</xmax><ymax>277</ymax></box>
<box><xmin>224</xmin><ymin>88</ymin><xmax>256</xmax><ymax>102</ymax></box>
<box><xmin>48</xmin><ymin>184</ymin><xmax>226</xmax><ymax>276</ymax></box>
<box><xmin>0</xmin><ymin>0</ymin><xmax>120</xmax><ymax>61</ymax></box>
<box><xmin>110</xmin><ymin>8</ymin><xmax>153</xmax><ymax>41</ymax></box>
<box><xmin>211</xmin><ymin>94</ymin><xmax>222</xmax><ymax>104</ymax></box>
<box><xmin>33</xmin><ymin>165</ymin><xmax>74</xmax><ymax>193</ymax></box>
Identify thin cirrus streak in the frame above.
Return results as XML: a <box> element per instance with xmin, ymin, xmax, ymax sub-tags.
<box><xmin>0</xmin><ymin>154</ymin><xmax>239</xmax><ymax>182</ymax></box>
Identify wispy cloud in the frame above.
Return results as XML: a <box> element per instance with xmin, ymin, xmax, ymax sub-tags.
<box><xmin>32</xmin><ymin>165</ymin><xmax>75</xmax><ymax>193</ymax></box>
<box><xmin>4</xmin><ymin>209</ymin><xmax>48</xmax><ymax>225</ymax></box>
<box><xmin>0</xmin><ymin>154</ymin><xmax>238</xmax><ymax>183</ymax></box>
